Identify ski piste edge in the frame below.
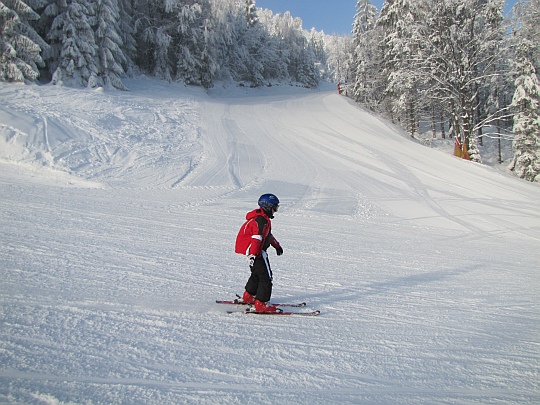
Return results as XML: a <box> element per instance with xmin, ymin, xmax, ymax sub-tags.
<box><xmin>227</xmin><ymin>309</ymin><xmax>321</xmax><ymax>316</ymax></box>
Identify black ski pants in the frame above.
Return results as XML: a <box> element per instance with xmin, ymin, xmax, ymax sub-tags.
<box><xmin>245</xmin><ymin>250</ymin><xmax>273</xmax><ymax>302</ymax></box>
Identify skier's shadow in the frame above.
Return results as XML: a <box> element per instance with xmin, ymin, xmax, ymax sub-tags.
<box><xmin>298</xmin><ymin>264</ymin><xmax>479</xmax><ymax>307</ymax></box>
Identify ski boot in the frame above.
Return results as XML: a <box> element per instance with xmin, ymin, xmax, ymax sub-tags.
<box><xmin>240</xmin><ymin>291</ymin><xmax>256</xmax><ymax>304</ymax></box>
<box><xmin>254</xmin><ymin>300</ymin><xmax>282</xmax><ymax>314</ymax></box>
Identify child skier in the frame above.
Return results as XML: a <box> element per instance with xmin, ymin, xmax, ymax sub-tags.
<box><xmin>235</xmin><ymin>193</ymin><xmax>283</xmax><ymax>313</ymax></box>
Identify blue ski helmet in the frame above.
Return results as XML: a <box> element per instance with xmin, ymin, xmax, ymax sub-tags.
<box><xmin>258</xmin><ymin>193</ymin><xmax>280</xmax><ymax>212</ymax></box>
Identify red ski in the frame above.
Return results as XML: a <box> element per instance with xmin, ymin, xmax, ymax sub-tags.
<box><xmin>216</xmin><ymin>295</ymin><xmax>306</xmax><ymax>307</ymax></box>
<box><xmin>227</xmin><ymin>309</ymin><xmax>321</xmax><ymax>316</ymax></box>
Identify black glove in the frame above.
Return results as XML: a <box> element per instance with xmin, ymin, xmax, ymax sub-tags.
<box><xmin>248</xmin><ymin>255</ymin><xmax>256</xmax><ymax>268</ymax></box>
<box><xmin>275</xmin><ymin>246</ymin><xmax>283</xmax><ymax>256</ymax></box>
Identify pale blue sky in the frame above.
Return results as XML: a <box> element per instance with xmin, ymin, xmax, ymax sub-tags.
<box><xmin>256</xmin><ymin>0</ymin><xmax>519</xmax><ymax>35</ymax></box>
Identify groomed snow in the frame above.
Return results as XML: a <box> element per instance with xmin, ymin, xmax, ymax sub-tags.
<box><xmin>1</xmin><ymin>77</ymin><xmax>539</xmax><ymax>404</ymax></box>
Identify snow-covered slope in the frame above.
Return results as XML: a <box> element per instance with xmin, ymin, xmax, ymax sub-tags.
<box><xmin>1</xmin><ymin>78</ymin><xmax>539</xmax><ymax>404</ymax></box>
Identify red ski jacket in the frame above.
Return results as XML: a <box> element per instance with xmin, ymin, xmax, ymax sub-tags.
<box><xmin>235</xmin><ymin>209</ymin><xmax>280</xmax><ymax>256</ymax></box>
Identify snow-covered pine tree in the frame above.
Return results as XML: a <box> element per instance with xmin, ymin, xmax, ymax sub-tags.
<box><xmin>244</xmin><ymin>0</ymin><xmax>257</xmax><ymax>28</ymax></box>
<box><xmin>513</xmin><ymin>0</ymin><xmax>539</xmax><ymax>71</ymax></box>
<box><xmin>255</xmin><ymin>21</ymin><xmax>286</xmax><ymax>83</ymax></box>
<box><xmin>116</xmin><ymin>0</ymin><xmax>136</xmax><ymax>75</ymax></box>
<box><xmin>272</xmin><ymin>11</ymin><xmax>298</xmax><ymax>81</ymax></box>
<box><xmin>129</xmin><ymin>0</ymin><xmax>154</xmax><ymax>74</ymax></box>
<box><xmin>508</xmin><ymin>38</ymin><xmax>540</xmax><ymax>182</ymax></box>
<box><xmin>256</xmin><ymin>8</ymin><xmax>292</xmax><ymax>82</ymax></box>
<box><xmin>47</xmin><ymin>0</ymin><xmax>99</xmax><ymax>87</ymax></box>
<box><xmin>307</xmin><ymin>28</ymin><xmax>328</xmax><ymax>80</ymax></box>
<box><xmin>174</xmin><ymin>0</ymin><xmax>216</xmax><ymax>88</ymax></box>
<box><xmin>270</xmin><ymin>11</ymin><xmax>317</xmax><ymax>87</ymax></box>
<box><xmin>205</xmin><ymin>0</ymin><xmax>239</xmax><ymax>82</ymax></box>
<box><xmin>295</xmin><ymin>45</ymin><xmax>319</xmax><ymax>88</ymax></box>
<box><xmin>472</xmin><ymin>0</ymin><xmax>506</xmax><ymax>151</ymax></box>
<box><xmin>485</xmin><ymin>49</ymin><xmax>513</xmax><ymax>163</ymax></box>
<box><xmin>377</xmin><ymin>0</ymin><xmax>421</xmax><ymax>133</ymax></box>
<box><xmin>242</xmin><ymin>0</ymin><xmax>295</xmax><ymax>86</ymax></box>
<box><xmin>146</xmin><ymin>0</ymin><xmax>175</xmax><ymax>82</ymax></box>
<box><xmin>0</xmin><ymin>0</ymin><xmax>47</xmax><ymax>82</ymax></box>
<box><xmin>38</xmin><ymin>0</ymin><xmax>60</xmax><ymax>74</ymax></box>
<box><xmin>351</xmin><ymin>0</ymin><xmax>380</xmax><ymax>108</ymax></box>
<box><xmin>324</xmin><ymin>34</ymin><xmax>353</xmax><ymax>87</ymax></box>
<box><xmin>228</xmin><ymin>0</ymin><xmax>266</xmax><ymax>86</ymax></box>
<box><xmin>195</xmin><ymin>2</ymin><xmax>218</xmax><ymax>88</ymax></box>
<box><xmin>95</xmin><ymin>0</ymin><xmax>127</xmax><ymax>90</ymax></box>
<box><xmin>134</xmin><ymin>0</ymin><xmax>184</xmax><ymax>82</ymax></box>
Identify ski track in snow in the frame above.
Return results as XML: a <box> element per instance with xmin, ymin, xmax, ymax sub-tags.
<box><xmin>1</xmin><ymin>78</ymin><xmax>539</xmax><ymax>404</ymax></box>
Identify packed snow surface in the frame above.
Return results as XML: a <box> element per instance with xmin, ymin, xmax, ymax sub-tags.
<box><xmin>1</xmin><ymin>77</ymin><xmax>539</xmax><ymax>404</ymax></box>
